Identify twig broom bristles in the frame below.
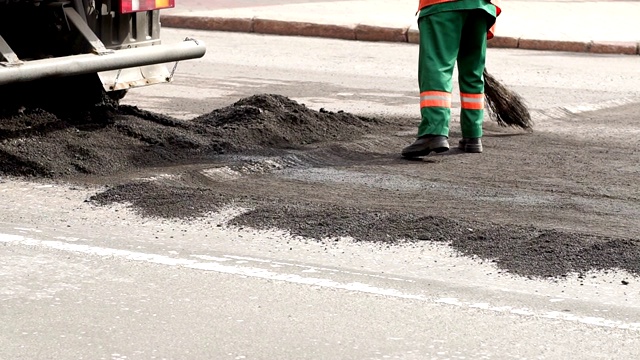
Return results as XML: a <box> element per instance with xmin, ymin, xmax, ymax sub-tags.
<box><xmin>484</xmin><ymin>69</ymin><xmax>533</xmax><ymax>130</ymax></box>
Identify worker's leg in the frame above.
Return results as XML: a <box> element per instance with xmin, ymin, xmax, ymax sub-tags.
<box><xmin>457</xmin><ymin>10</ymin><xmax>489</xmax><ymax>139</ymax></box>
<box><xmin>417</xmin><ymin>11</ymin><xmax>466</xmax><ymax>138</ymax></box>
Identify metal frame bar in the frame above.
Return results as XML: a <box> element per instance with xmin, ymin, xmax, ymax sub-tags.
<box><xmin>63</xmin><ymin>7</ymin><xmax>114</xmax><ymax>55</ymax></box>
<box><xmin>72</xmin><ymin>0</ymin><xmax>89</xmax><ymax>23</ymax></box>
<box><xmin>0</xmin><ymin>38</ymin><xmax>206</xmax><ymax>86</ymax></box>
<box><xmin>0</xmin><ymin>35</ymin><xmax>22</xmax><ymax>66</ymax></box>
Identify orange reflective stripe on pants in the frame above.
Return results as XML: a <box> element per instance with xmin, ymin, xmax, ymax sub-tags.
<box><xmin>460</xmin><ymin>93</ymin><xmax>484</xmax><ymax>110</ymax></box>
<box><xmin>420</xmin><ymin>91</ymin><xmax>452</xmax><ymax>108</ymax></box>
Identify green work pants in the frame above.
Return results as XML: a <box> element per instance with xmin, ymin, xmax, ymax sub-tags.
<box><xmin>417</xmin><ymin>10</ymin><xmax>488</xmax><ymax>139</ymax></box>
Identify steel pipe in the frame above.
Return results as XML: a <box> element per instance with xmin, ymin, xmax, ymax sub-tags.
<box><xmin>0</xmin><ymin>38</ymin><xmax>206</xmax><ymax>86</ymax></box>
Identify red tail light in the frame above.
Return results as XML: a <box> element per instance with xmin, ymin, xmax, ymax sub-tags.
<box><xmin>120</xmin><ymin>0</ymin><xmax>175</xmax><ymax>14</ymax></box>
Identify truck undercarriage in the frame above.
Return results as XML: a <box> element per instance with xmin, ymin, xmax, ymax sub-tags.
<box><xmin>0</xmin><ymin>0</ymin><xmax>205</xmax><ymax>109</ymax></box>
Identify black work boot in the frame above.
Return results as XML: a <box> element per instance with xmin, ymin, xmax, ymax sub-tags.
<box><xmin>458</xmin><ymin>138</ymin><xmax>483</xmax><ymax>153</ymax></box>
<box><xmin>401</xmin><ymin>135</ymin><xmax>450</xmax><ymax>158</ymax></box>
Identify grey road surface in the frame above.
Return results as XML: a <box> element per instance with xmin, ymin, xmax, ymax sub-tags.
<box><xmin>2</xmin><ymin>29</ymin><xmax>640</xmax><ymax>359</ymax></box>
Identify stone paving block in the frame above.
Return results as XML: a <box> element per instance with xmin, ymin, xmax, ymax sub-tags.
<box><xmin>407</xmin><ymin>29</ymin><xmax>420</xmax><ymax>44</ymax></box>
<box><xmin>162</xmin><ymin>16</ymin><xmax>253</xmax><ymax>33</ymax></box>
<box><xmin>519</xmin><ymin>39</ymin><xmax>589</xmax><ymax>53</ymax></box>
<box><xmin>589</xmin><ymin>41</ymin><xmax>639</xmax><ymax>55</ymax></box>
<box><xmin>253</xmin><ymin>19</ymin><xmax>356</xmax><ymax>40</ymax></box>
<box><xmin>488</xmin><ymin>36</ymin><xmax>519</xmax><ymax>49</ymax></box>
<box><xmin>355</xmin><ymin>25</ymin><xmax>408</xmax><ymax>43</ymax></box>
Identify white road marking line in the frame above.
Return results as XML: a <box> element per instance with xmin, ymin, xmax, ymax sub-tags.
<box><xmin>191</xmin><ymin>254</ymin><xmax>231</xmax><ymax>262</ymax></box>
<box><xmin>224</xmin><ymin>255</ymin><xmax>415</xmax><ymax>283</ymax></box>
<box><xmin>2</xmin><ymin>233</ymin><xmax>640</xmax><ymax>331</ymax></box>
<box><xmin>562</xmin><ymin>98</ymin><xmax>636</xmax><ymax>115</ymax></box>
<box><xmin>532</xmin><ymin>97</ymin><xmax>638</xmax><ymax>123</ymax></box>
<box><xmin>13</xmin><ymin>227</ymin><xmax>42</xmax><ymax>233</ymax></box>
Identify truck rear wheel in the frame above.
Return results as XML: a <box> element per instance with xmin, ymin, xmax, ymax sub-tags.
<box><xmin>107</xmin><ymin>89</ymin><xmax>129</xmax><ymax>102</ymax></box>
<box><xmin>0</xmin><ymin>74</ymin><xmax>118</xmax><ymax>116</ymax></box>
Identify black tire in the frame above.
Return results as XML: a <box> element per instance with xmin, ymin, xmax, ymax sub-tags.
<box><xmin>0</xmin><ymin>74</ymin><xmax>117</xmax><ymax>116</ymax></box>
<box><xmin>107</xmin><ymin>89</ymin><xmax>129</xmax><ymax>102</ymax></box>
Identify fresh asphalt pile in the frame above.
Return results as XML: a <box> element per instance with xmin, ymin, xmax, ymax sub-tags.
<box><xmin>1</xmin><ymin>93</ymin><xmax>639</xmax><ymax>280</ymax></box>
<box><xmin>0</xmin><ymin>94</ymin><xmax>376</xmax><ymax>177</ymax></box>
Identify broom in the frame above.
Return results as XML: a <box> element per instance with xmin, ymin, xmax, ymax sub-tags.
<box><xmin>484</xmin><ymin>68</ymin><xmax>533</xmax><ymax>130</ymax></box>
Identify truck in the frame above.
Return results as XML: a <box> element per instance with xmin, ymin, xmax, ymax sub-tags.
<box><xmin>0</xmin><ymin>0</ymin><xmax>206</xmax><ymax>107</ymax></box>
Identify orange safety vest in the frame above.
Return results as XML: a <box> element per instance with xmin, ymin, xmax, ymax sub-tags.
<box><xmin>417</xmin><ymin>0</ymin><xmax>502</xmax><ymax>39</ymax></box>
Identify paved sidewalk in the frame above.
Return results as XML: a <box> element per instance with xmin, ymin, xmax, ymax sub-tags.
<box><xmin>163</xmin><ymin>0</ymin><xmax>640</xmax><ymax>55</ymax></box>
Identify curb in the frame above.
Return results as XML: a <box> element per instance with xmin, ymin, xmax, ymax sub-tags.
<box><xmin>162</xmin><ymin>15</ymin><xmax>640</xmax><ymax>56</ymax></box>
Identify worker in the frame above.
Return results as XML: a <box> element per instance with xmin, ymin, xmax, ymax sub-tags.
<box><xmin>402</xmin><ymin>0</ymin><xmax>501</xmax><ymax>158</ymax></box>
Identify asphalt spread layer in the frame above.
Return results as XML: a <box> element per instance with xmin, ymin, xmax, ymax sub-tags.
<box><xmin>89</xmin><ymin>181</ymin><xmax>640</xmax><ymax>279</ymax></box>
<box><xmin>2</xmin><ymin>94</ymin><xmax>640</xmax><ymax>280</ymax></box>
